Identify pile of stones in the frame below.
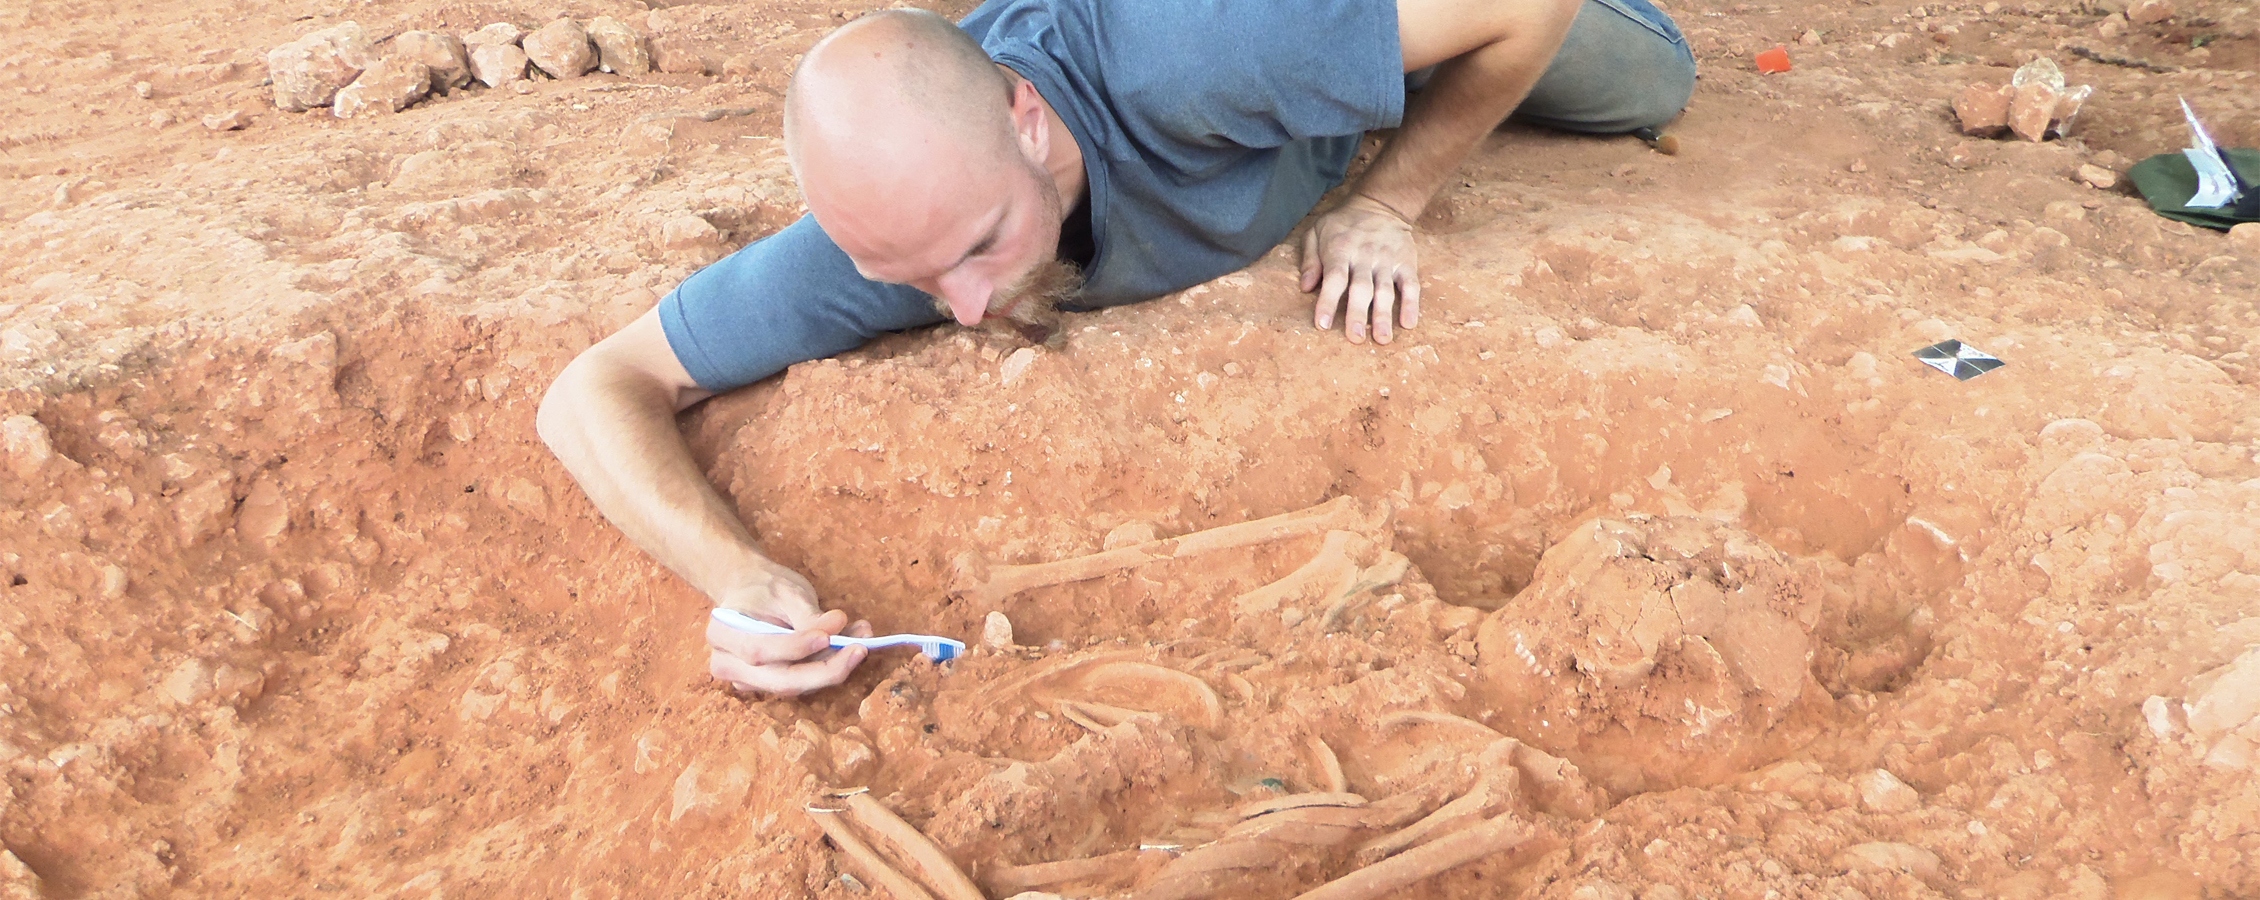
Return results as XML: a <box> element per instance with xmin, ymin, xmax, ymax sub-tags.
<box><xmin>1951</xmin><ymin>57</ymin><xmax>2092</xmax><ymax>143</ymax></box>
<box><xmin>266</xmin><ymin>18</ymin><xmax>652</xmax><ymax>118</ymax></box>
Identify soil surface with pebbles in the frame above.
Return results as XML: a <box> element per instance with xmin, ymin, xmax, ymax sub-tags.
<box><xmin>2</xmin><ymin>0</ymin><xmax>2258</xmax><ymax>898</ymax></box>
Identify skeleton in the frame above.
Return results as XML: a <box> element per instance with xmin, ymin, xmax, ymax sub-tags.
<box><xmin>812</xmin><ymin>498</ymin><xmax>1585</xmax><ymax>900</ymax></box>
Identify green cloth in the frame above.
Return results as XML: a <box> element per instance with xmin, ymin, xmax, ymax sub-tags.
<box><xmin>2127</xmin><ymin>147</ymin><xmax>2260</xmax><ymax>230</ymax></box>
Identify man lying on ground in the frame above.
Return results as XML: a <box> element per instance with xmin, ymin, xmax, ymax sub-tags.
<box><xmin>538</xmin><ymin>0</ymin><xmax>1697</xmax><ymax>696</ymax></box>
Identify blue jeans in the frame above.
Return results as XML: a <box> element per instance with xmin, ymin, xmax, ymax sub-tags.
<box><xmin>1411</xmin><ymin>0</ymin><xmax>1697</xmax><ymax>133</ymax></box>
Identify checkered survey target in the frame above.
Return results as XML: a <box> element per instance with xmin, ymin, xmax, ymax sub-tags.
<box><xmin>1912</xmin><ymin>340</ymin><xmax>2005</xmax><ymax>381</ymax></box>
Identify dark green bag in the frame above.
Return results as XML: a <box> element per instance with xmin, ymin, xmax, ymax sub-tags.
<box><xmin>2127</xmin><ymin>147</ymin><xmax>2260</xmax><ymax>230</ymax></box>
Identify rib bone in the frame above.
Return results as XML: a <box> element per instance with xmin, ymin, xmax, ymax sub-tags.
<box><xmin>841</xmin><ymin>793</ymin><xmax>988</xmax><ymax>900</ymax></box>
<box><xmin>808</xmin><ymin>808</ymin><xmax>938</xmax><ymax>900</ymax></box>
<box><xmin>1288</xmin><ymin>813</ymin><xmax>1535</xmax><ymax>900</ymax></box>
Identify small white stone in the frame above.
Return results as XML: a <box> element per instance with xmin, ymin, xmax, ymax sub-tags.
<box><xmin>1856</xmin><ymin>768</ymin><xmax>1921</xmax><ymax>813</ymax></box>
<box><xmin>999</xmin><ymin>347</ymin><xmax>1038</xmax><ymax>385</ymax></box>
<box><xmin>981</xmin><ymin>611</ymin><xmax>1015</xmax><ymax>650</ymax></box>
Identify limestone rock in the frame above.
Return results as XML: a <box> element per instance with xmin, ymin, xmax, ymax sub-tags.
<box><xmin>394</xmin><ymin>31</ymin><xmax>471</xmax><ymax>92</ymax></box>
<box><xmin>467</xmin><ymin>42</ymin><xmax>529</xmax><ymax>88</ymax></box>
<box><xmin>586</xmin><ymin>16</ymin><xmax>651</xmax><ymax>75</ymax></box>
<box><xmin>266</xmin><ymin>22</ymin><xmax>375</xmax><ymax>111</ymax></box>
<box><xmin>2</xmin><ymin>415</ymin><xmax>55</xmax><ymax>480</ymax></box>
<box><xmin>332</xmin><ymin>57</ymin><xmax>431</xmax><ymax>118</ymax></box>
<box><xmin>2127</xmin><ymin>0</ymin><xmax>2174</xmax><ymax>24</ymax></box>
<box><xmin>1952</xmin><ymin>83</ymin><xmax>2014</xmax><ymax>136</ymax></box>
<box><xmin>1856</xmin><ymin>768</ymin><xmax>1921</xmax><ymax>813</ymax></box>
<box><xmin>463</xmin><ymin>22</ymin><xmax>526</xmax><ymax>46</ymax></box>
<box><xmin>201</xmin><ymin>109</ymin><xmax>248</xmax><ymax>131</ymax></box>
<box><xmin>2188</xmin><ymin>648</ymin><xmax>2260</xmax><ymax>745</ymax></box>
<box><xmin>2076</xmin><ymin>164</ymin><xmax>2119</xmax><ymax>190</ymax></box>
<box><xmin>982</xmin><ymin>610</ymin><xmax>1016</xmax><ymax>649</ymax></box>
<box><xmin>2009</xmin><ymin>82</ymin><xmax>2061</xmax><ymax>142</ymax></box>
<box><xmin>524</xmin><ymin>19</ymin><xmax>596</xmax><ymax>80</ymax></box>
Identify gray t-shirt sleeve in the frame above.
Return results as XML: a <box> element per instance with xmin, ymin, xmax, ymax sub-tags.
<box><xmin>657</xmin><ymin>214</ymin><xmax>944</xmax><ymax>392</ymax></box>
<box><xmin>1094</xmin><ymin>0</ymin><xmax>1403</xmax><ymax>151</ymax></box>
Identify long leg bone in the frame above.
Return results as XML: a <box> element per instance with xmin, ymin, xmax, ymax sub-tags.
<box><xmin>982</xmin><ymin>848</ymin><xmax>1162</xmax><ymax>895</ymax></box>
<box><xmin>841</xmin><ymin>793</ymin><xmax>989</xmax><ymax>900</ymax></box>
<box><xmin>808</xmin><ymin>807</ymin><xmax>939</xmax><ymax>900</ymax></box>
<box><xmin>1289</xmin><ymin>813</ymin><xmax>1535</xmax><ymax>900</ymax></box>
<box><xmin>950</xmin><ymin>496</ymin><xmax>1377</xmax><ymax>605</ymax></box>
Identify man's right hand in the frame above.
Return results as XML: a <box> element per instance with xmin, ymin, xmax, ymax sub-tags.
<box><xmin>705</xmin><ymin>564</ymin><xmax>873</xmax><ymax>696</ymax></box>
<box><xmin>540</xmin><ymin>308</ymin><xmax>877</xmax><ymax>699</ymax></box>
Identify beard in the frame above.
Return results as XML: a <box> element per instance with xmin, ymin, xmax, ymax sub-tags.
<box><xmin>926</xmin><ymin>257</ymin><xmax>1079</xmax><ymax>344</ymax></box>
<box><xmin>928</xmin><ymin>155</ymin><xmax>1083</xmax><ymax>342</ymax></box>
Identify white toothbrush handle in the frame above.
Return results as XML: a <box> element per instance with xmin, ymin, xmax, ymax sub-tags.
<box><xmin>709</xmin><ymin>609</ymin><xmax>962</xmax><ymax>660</ymax></box>
<box><xmin>711</xmin><ymin>608</ymin><xmax>851</xmax><ymax>646</ymax></box>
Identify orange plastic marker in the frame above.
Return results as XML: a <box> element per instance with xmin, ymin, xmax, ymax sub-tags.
<box><xmin>1756</xmin><ymin>44</ymin><xmax>1792</xmax><ymax>73</ymax></box>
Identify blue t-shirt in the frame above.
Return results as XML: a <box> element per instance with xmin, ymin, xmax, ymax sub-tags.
<box><xmin>659</xmin><ymin>0</ymin><xmax>1405</xmax><ymax>392</ymax></box>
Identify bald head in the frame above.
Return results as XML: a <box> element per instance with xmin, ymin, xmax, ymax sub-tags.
<box><xmin>786</xmin><ymin>11</ymin><xmax>1021</xmax><ymax>244</ymax></box>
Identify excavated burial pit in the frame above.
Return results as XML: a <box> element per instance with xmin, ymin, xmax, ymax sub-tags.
<box><xmin>0</xmin><ymin>309</ymin><xmax>1970</xmax><ymax>895</ymax></box>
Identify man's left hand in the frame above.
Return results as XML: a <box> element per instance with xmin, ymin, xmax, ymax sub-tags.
<box><xmin>1301</xmin><ymin>194</ymin><xmax>1421</xmax><ymax>345</ymax></box>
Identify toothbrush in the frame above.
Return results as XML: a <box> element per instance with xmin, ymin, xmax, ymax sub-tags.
<box><xmin>709</xmin><ymin>608</ymin><xmax>964</xmax><ymax>663</ymax></box>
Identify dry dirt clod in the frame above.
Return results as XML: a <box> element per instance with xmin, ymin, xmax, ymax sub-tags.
<box><xmin>659</xmin><ymin>214</ymin><xmax>723</xmax><ymax>263</ymax></box>
<box><xmin>266</xmin><ymin>22</ymin><xmax>374</xmax><ymax>111</ymax></box>
<box><xmin>332</xmin><ymin>58</ymin><xmax>431</xmax><ymax>118</ymax></box>
<box><xmin>1835</xmin><ymin>842</ymin><xmax>1942</xmax><ymax>882</ymax></box>
<box><xmin>2228</xmin><ymin>223</ymin><xmax>2260</xmax><ymax>257</ymax></box>
<box><xmin>587</xmin><ymin>16</ymin><xmax>652</xmax><ymax>76</ymax></box>
<box><xmin>524</xmin><ymin>19</ymin><xmax>598</xmax><ymax>80</ymax></box>
<box><xmin>393</xmin><ymin>31</ymin><xmax>472</xmax><ymax>93</ymax></box>
<box><xmin>2076</xmin><ymin>164</ymin><xmax>2119</xmax><ymax>190</ymax></box>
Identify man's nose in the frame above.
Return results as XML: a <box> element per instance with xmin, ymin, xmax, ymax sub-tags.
<box><xmin>937</xmin><ymin>270</ymin><xmax>991</xmax><ymax>326</ymax></box>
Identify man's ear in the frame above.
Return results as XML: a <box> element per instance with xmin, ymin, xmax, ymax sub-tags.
<box><xmin>1009</xmin><ymin>79</ymin><xmax>1049</xmax><ymax>165</ymax></box>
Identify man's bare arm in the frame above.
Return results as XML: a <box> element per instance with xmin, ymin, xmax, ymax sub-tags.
<box><xmin>1302</xmin><ymin>0</ymin><xmax>1583</xmax><ymax>343</ymax></box>
<box><xmin>537</xmin><ymin>309</ymin><xmax>867</xmax><ymax>695</ymax></box>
